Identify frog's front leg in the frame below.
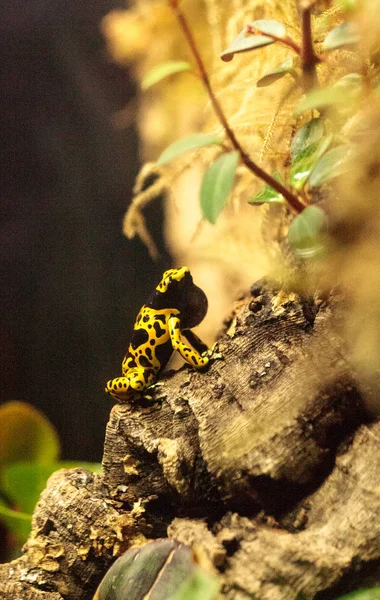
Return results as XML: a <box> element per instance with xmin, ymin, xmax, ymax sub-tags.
<box><xmin>184</xmin><ymin>329</ymin><xmax>223</xmax><ymax>362</ymax></box>
<box><xmin>168</xmin><ymin>315</ymin><xmax>210</xmax><ymax>369</ymax></box>
<box><xmin>183</xmin><ymin>329</ymin><xmax>210</xmax><ymax>355</ymax></box>
<box><xmin>105</xmin><ymin>368</ymin><xmax>156</xmax><ymax>401</ymax></box>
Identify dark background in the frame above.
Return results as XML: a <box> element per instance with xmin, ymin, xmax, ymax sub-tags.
<box><xmin>1</xmin><ymin>0</ymin><xmax>168</xmax><ymax>462</ymax></box>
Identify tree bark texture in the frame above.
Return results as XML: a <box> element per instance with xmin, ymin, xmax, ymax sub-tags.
<box><xmin>1</xmin><ymin>280</ymin><xmax>379</xmax><ymax>600</ymax></box>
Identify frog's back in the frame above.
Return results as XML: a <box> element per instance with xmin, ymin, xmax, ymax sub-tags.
<box><xmin>122</xmin><ymin>306</ymin><xmax>177</xmax><ymax>376</ymax></box>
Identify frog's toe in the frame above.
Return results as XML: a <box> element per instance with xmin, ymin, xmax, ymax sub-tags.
<box><xmin>147</xmin><ymin>381</ymin><xmax>164</xmax><ymax>390</ymax></box>
<box><xmin>208</xmin><ymin>343</ymin><xmax>224</xmax><ymax>362</ymax></box>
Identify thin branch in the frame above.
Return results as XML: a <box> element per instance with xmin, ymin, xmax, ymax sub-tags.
<box><xmin>168</xmin><ymin>0</ymin><xmax>306</xmax><ymax>214</ymax></box>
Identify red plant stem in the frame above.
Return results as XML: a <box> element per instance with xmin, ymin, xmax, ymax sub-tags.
<box><xmin>276</xmin><ymin>35</ymin><xmax>301</xmax><ymax>55</ymax></box>
<box><xmin>168</xmin><ymin>0</ymin><xmax>305</xmax><ymax>214</ymax></box>
<box><xmin>246</xmin><ymin>25</ymin><xmax>301</xmax><ymax>55</ymax></box>
<box><xmin>299</xmin><ymin>4</ymin><xmax>319</xmax><ymax>90</ymax></box>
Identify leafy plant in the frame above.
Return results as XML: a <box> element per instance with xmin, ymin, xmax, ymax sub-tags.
<box><xmin>248</xmin><ymin>172</ymin><xmax>285</xmax><ymax>205</ymax></box>
<box><xmin>287</xmin><ymin>205</ymin><xmax>328</xmax><ymax>258</ymax></box>
<box><xmin>220</xmin><ymin>20</ymin><xmax>289</xmax><ymax>62</ymax></box>
<box><xmin>336</xmin><ymin>588</ymin><xmax>380</xmax><ymax>600</ymax></box>
<box><xmin>142</xmin><ymin>60</ymin><xmax>193</xmax><ymax>90</ymax></box>
<box><xmin>0</xmin><ymin>400</ymin><xmax>60</xmax><ymax>466</ymax></box>
<box><xmin>94</xmin><ymin>539</ymin><xmax>219</xmax><ymax>600</ymax></box>
<box><xmin>171</xmin><ymin>569</ymin><xmax>219</xmax><ymax>600</ymax></box>
<box><xmin>256</xmin><ymin>57</ymin><xmax>298</xmax><ymax>88</ymax></box>
<box><xmin>126</xmin><ymin>0</ymin><xmax>368</xmax><ymax>261</ymax></box>
<box><xmin>200</xmin><ymin>151</ymin><xmax>239</xmax><ymax>223</ymax></box>
<box><xmin>323</xmin><ymin>21</ymin><xmax>360</xmax><ymax>51</ymax></box>
<box><xmin>0</xmin><ymin>401</ymin><xmax>101</xmax><ymax>552</ymax></box>
<box><xmin>156</xmin><ymin>133</ymin><xmax>223</xmax><ymax>166</ymax></box>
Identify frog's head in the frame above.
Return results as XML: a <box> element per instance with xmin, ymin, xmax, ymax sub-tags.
<box><xmin>151</xmin><ymin>266</ymin><xmax>208</xmax><ymax>328</ymax></box>
<box><xmin>156</xmin><ymin>266</ymin><xmax>190</xmax><ymax>293</ymax></box>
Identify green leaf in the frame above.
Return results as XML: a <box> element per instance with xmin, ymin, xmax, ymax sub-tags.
<box><xmin>141</xmin><ymin>61</ymin><xmax>193</xmax><ymax>90</ymax></box>
<box><xmin>171</xmin><ymin>569</ymin><xmax>220</xmax><ymax>600</ymax></box>
<box><xmin>248</xmin><ymin>171</ymin><xmax>285</xmax><ymax>204</ymax></box>
<box><xmin>0</xmin><ymin>496</ymin><xmax>31</xmax><ymax>543</ymax></box>
<box><xmin>336</xmin><ymin>588</ymin><xmax>380</xmax><ymax>600</ymax></box>
<box><xmin>288</xmin><ymin>206</ymin><xmax>328</xmax><ymax>258</ymax></box>
<box><xmin>96</xmin><ymin>540</ymin><xmax>210</xmax><ymax>600</ymax></box>
<box><xmin>0</xmin><ymin>401</ymin><xmax>60</xmax><ymax>466</ymax></box>
<box><xmin>295</xmin><ymin>74</ymin><xmax>362</xmax><ymax>115</ymax></box>
<box><xmin>220</xmin><ymin>19</ymin><xmax>287</xmax><ymax>62</ymax></box>
<box><xmin>295</xmin><ymin>87</ymin><xmax>348</xmax><ymax>114</ymax></box>
<box><xmin>1</xmin><ymin>462</ymin><xmax>53</xmax><ymax>515</ymax></box>
<box><xmin>257</xmin><ymin>57</ymin><xmax>296</xmax><ymax>87</ymax></box>
<box><xmin>200</xmin><ymin>151</ymin><xmax>239</xmax><ymax>224</ymax></box>
<box><xmin>290</xmin><ymin>135</ymin><xmax>332</xmax><ymax>190</ymax></box>
<box><xmin>308</xmin><ymin>145</ymin><xmax>349</xmax><ymax>188</ymax></box>
<box><xmin>1</xmin><ymin>461</ymin><xmax>102</xmax><ymax>516</ymax></box>
<box><xmin>290</xmin><ymin>118</ymin><xmax>325</xmax><ymax>162</ymax></box>
<box><xmin>323</xmin><ymin>21</ymin><xmax>360</xmax><ymax>51</ymax></box>
<box><xmin>156</xmin><ymin>134</ymin><xmax>223</xmax><ymax>166</ymax></box>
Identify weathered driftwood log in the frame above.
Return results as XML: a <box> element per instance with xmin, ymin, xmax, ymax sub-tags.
<box><xmin>0</xmin><ymin>280</ymin><xmax>378</xmax><ymax>600</ymax></box>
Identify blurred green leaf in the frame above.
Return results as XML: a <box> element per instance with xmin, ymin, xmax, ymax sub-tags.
<box><xmin>0</xmin><ymin>496</ymin><xmax>31</xmax><ymax>543</ymax></box>
<box><xmin>334</xmin><ymin>73</ymin><xmax>363</xmax><ymax>91</ymax></box>
<box><xmin>309</xmin><ymin>145</ymin><xmax>349</xmax><ymax>188</ymax></box>
<box><xmin>257</xmin><ymin>57</ymin><xmax>297</xmax><ymax>87</ymax></box>
<box><xmin>60</xmin><ymin>461</ymin><xmax>102</xmax><ymax>473</ymax></box>
<box><xmin>337</xmin><ymin>0</ymin><xmax>358</xmax><ymax>10</ymax></box>
<box><xmin>248</xmin><ymin>171</ymin><xmax>285</xmax><ymax>204</ymax></box>
<box><xmin>200</xmin><ymin>151</ymin><xmax>239</xmax><ymax>224</ymax></box>
<box><xmin>290</xmin><ymin>118</ymin><xmax>325</xmax><ymax>162</ymax></box>
<box><xmin>323</xmin><ymin>21</ymin><xmax>360</xmax><ymax>51</ymax></box>
<box><xmin>295</xmin><ymin>74</ymin><xmax>362</xmax><ymax>115</ymax></box>
<box><xmin>171</xmin><ymin>568</ymin><xmax>220</xmax><ymax>600</ymax></box>
<box><xmin>295</xmin><ymin>87</ymin><xmax>348</xmax><ymax>114</ymax></box>
<box><xmin>336</xmin><ymin>588</ymin><xmax>380</xmax><ymax>600</ymax></box>
<box><xmin>0</xmin><ymin>401</ymin><xmax>60</xmax><ymax>466</ymax></box>
<box><xmin>220</xmin><ymin>20</ymin><xmax>287</xmax><ymax>62</ymax></box>
<box><xmin>157</xmin><ymin>134</ymin><xmax>222</xmax><ymax>166</ymax></box>
<box><xmin>141</xmin><ymin>61</ymin><xmax>192</xmax><ymax>90</ymax></box>
<box><xmin>288</xmin><ymin>205</ymin><xmax>328</xmax><ymax>258</ymax></box>
<box><xmin>1</xmin><ymin>461</ymin><xmax>102</xmax><ymax>516</ymax></box>
<box><xmin>290</xmin><ymin>135</ymin><xmax>332</xmax><ymax>190</ymax></box>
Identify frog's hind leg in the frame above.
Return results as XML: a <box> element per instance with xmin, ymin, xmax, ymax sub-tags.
<box><xmin>105</xmin><ymin>376</ymin><xmax>132</xmax><ymax>401</ymax></box>
<box><xmin>183</xmin><ymin>329</ymin><xmax>209</xmax><ymax>355</ymax></box>
<box><xmin>131</xmin><ymin>367</ymin><xmax>156</xmax><ymax>391</ymax></box>
<box><xmin>168</xmin><ymin>315</ymin><xmax>210</xmax><ymax>369</ymax></box>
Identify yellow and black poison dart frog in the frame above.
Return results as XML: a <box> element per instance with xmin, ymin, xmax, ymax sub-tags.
<box><xmin>105</xmin><ymin>267</ymin><xmax>213</xmax><ymax>401</ymax></box>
